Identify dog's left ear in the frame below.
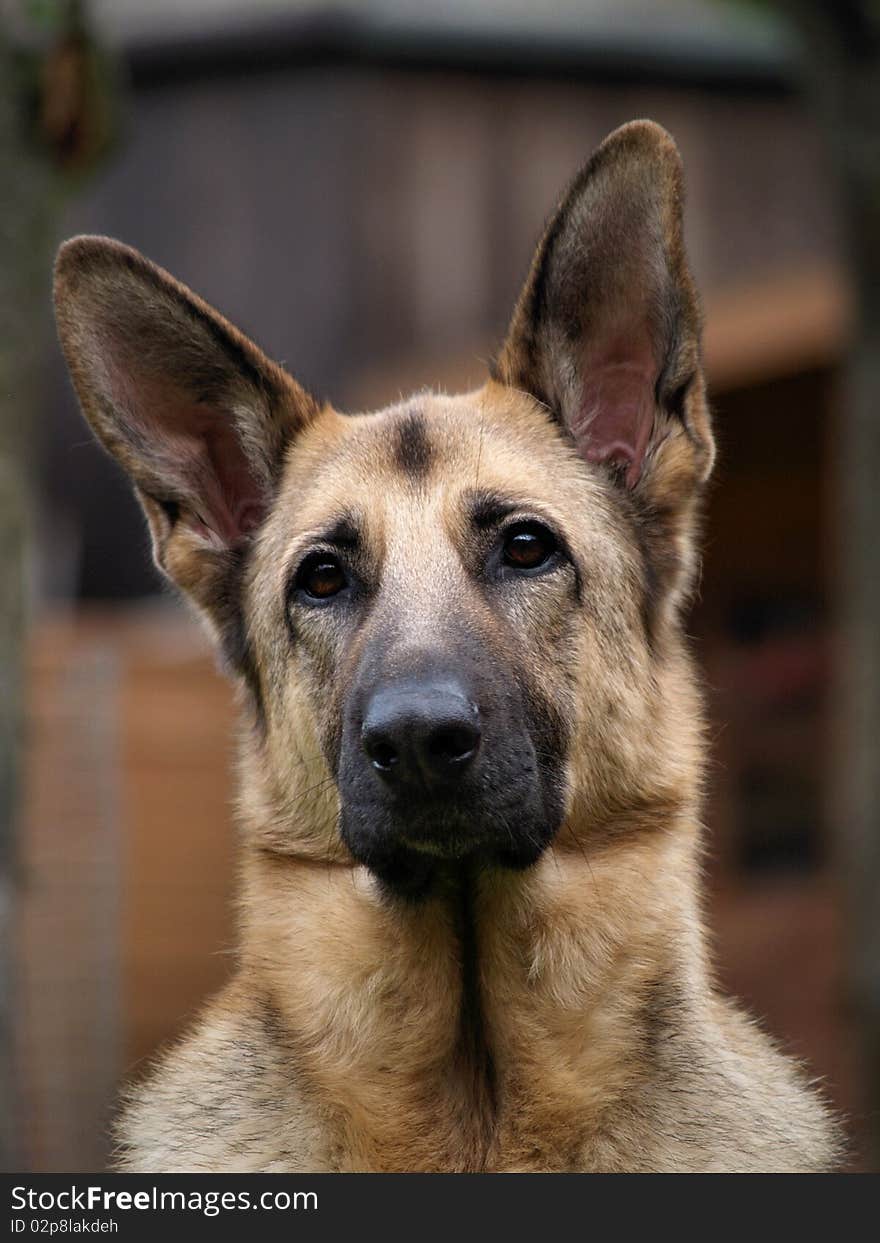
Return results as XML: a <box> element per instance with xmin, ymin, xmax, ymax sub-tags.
<box><xmin>495</xmin><ymin>120</ymin><xmax>714</xmax><ymax>601</ymax></box>
<box><xmin>54</xmin><ymin>235</ymin><xmax>320</xmax><ymax>667</ymax></box>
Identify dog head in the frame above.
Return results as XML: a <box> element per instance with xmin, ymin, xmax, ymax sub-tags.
<box><xmin>54</xmin><ymin>120</ymin><xmax>714</xmax><ymax>897</ymax></box>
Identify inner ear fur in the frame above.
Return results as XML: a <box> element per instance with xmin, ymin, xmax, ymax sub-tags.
<box><xmin>53</xmin><ymin>235</ymin><xmax>320</xmax><ymax>662</ymax></box>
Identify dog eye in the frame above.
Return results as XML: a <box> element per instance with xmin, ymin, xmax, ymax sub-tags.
<box><xmin>501</xmin><ymin>522</ymin><xmax>558</xmax><ymax>572</ymax></box>
<box><xmin>296</xmin><ymin>554</ymin><xmax>347</xmax><ymax>600</ymax></box>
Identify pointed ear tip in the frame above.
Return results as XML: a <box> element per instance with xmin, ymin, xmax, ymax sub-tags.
<box><xmin>56</xmin><ymin>233</ymin><xmax>123</xmax><ymax>269</ymax></box>
<box><xmin>602</xmin><ymin>119</ymin><xmax>683</xmax><ymax>172</ymax></box>
<box><xmin>53</xmin><ymin>235</ymin><xmax>146</xmax><ymax>297</ymax></box>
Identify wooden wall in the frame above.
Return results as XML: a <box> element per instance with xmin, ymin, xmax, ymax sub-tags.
<box><xmin>17</xmin><ymin>612</ymin><xmax>236</xmax><ymax>1170</ymax></box>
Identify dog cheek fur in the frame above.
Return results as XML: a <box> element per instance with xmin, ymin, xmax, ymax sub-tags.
<box><xmin>552</xmin><ymin>533</ymin><xmax>704</xmax><ymax>844</ymax></box>
<box><xmin>234</xmin><ymin>624</ymin><xmax>342</xmax><ymax>858</ymax></box>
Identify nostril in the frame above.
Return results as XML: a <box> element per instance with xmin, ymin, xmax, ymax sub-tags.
<box><xmin>428</xmin><ymin>723</ymin><xmax>480</xmax><ymax>766</ymax></box>
<box><xmin>366</xmin><ymin>737</ymin><xmax>398</xmax><ymax>772</ymax></box>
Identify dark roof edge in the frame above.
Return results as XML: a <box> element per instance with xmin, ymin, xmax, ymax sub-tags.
<box><xmin>124</xmin><ymin>11</ymin><xmax>799</xmax><ymax>94</ymax></box>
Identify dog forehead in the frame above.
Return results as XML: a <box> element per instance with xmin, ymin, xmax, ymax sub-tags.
<box><xmin>251</xmin><ymin>382</ymin><xmax>631</xmax><ymax>627</ymax></box>
<box><xmin>277</xmin><ymin>386</ymin><xmax>582</xmax><ymax>525</ymax></box>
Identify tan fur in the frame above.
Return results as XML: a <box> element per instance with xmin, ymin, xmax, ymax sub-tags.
<box><xmin>54</xmin><ymin>121</ymin><xmax>843</xmax><ymax>1173</ymax></box>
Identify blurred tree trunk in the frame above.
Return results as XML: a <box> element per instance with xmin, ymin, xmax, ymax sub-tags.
<box><xmin>0</xmin><ymin>22</ymin><xmax>48</xmax><ymax>1175</ymax></box>
<box><xmin>0</xmin><ymin>0</ymin><xmax>118</xmax><ymax>1170</ymax></box>
<box><xmin>778</xmin><ymin>0</ymin><xmax>880</xmax><ymax>1169</ymax></box>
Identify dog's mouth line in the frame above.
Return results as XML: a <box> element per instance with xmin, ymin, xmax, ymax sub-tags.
<box><xmin>398</xmin><ymin>833</ymin><xmax>476</xmax><ymax>858</ymax></box>
<box><xmin>255</xmin><ymin>843</ymin><xmax>356</xmax><ymax>870</ymax></box>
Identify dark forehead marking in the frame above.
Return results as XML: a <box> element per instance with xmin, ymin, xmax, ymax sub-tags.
<box><xmin>392</xmin><ymin>411</ymin><xmax>434</xmax><ymax>479</ymax></box>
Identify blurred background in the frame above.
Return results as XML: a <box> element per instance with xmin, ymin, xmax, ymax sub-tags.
<box><xmin>2</xmin><ymin>0</ymin><xmax>879</xmax><ymax>1172</ymax></box>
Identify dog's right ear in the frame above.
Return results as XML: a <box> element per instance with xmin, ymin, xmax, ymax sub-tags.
<box><xmin>494</xmin><ymin>120</ymin><xmax>714</xmax><ymax>618</ymax></box>
<box><xmin>54</xmin><ymin>236</ymin><xmax>319</xmax><ymax>651</ymax></box>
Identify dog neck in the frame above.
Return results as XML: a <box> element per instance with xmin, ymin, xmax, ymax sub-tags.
<box><xmin>239</xmin><ymin>816</ymin><xmax>706</xmax><ymax>1172</ymax></box>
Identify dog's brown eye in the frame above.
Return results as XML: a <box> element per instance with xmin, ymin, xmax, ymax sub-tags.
<box><xmin>297</xmin><ymin>555</ymin><xmax>347</xmax><ymax>600</ymax></box>
<box><xmin>502</xmin><ymin>523</ymin><xmax>557</xmax><ymax>572</ymax></box>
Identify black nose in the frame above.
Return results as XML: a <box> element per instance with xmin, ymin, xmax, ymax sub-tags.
<box><xmin>361</xmin><ymin>681</ymin><xmax>481</xmax><ymax>789</ymax></box>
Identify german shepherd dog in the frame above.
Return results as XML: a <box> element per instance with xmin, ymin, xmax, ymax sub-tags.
<box><xmin>54</xmin><ymin>121</ymin><xmax>842</xmax><ymax>1172</ymax></box>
